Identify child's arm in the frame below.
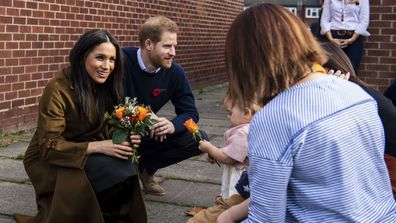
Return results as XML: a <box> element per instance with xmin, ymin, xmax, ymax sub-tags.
<box><xmin>199</xmin><ymin>140</ymin><xmax>236</xmax><ymax>165</ymax></box>
<box><xmin>217</xmin><ymin>198</ymin><xmax>249</xmax><ymax>223</ymax></box>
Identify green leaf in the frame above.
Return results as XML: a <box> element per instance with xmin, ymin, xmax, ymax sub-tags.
<box><xmin>112</xmin><ymin>128</ymin><xmax>129</xmax><ymax>144</ymax></box>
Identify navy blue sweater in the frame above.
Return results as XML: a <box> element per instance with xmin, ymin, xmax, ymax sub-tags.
<box><xmin>122</xmin><ymin>47</ymin><xmax>199</xmax><ymax>134</ymax></box>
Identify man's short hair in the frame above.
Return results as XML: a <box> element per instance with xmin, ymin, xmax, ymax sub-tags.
<box><xmin>139</xmin><ymin>16</ymin><xmax>179</xmax><ymax>48</ymax></box>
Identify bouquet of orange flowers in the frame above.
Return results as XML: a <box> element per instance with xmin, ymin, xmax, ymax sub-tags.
<box><xmin>104</xmin><ymin>97</ymin><xmax>154</xmax><ymax>164</ymax></box>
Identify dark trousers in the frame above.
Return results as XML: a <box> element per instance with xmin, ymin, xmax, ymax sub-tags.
<box><xmin>96</xmin><ymin>175</ymin><xmax>147</xmax><ymax>223</ymax></box>
<box><xmin>137</xmin><ymin>130</ymin><xmax>207</xmax><ymax>175</ymax></box>
<box><xmin>331</xmin><ymin>30</ymin><xmax>364</xmax><ymax>73</ymax></box>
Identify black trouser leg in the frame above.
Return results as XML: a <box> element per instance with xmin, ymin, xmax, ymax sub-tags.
<box><xmin>138</xmin><ymin>130</ymin><xmax>207</xmax><ymax>175</ymax></box>
<box><xmin>96</xmin><ymin>177</ymin><xmax>134</xmax><ymax>223</ymax></box>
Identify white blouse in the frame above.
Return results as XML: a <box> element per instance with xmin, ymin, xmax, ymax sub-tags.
<box><xmin>320</xmin><ymin>0</ymin><xmax>370</xmax><ymax>36</ymax></box>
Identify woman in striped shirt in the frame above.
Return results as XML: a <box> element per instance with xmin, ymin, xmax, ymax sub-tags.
<box><xmin>223</xmin><ymin>3</ymin><xmax>396</xmax><ymax>222</ymax></box>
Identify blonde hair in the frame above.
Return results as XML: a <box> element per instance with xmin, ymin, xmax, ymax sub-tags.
<box><xmin>225</xmin><ymin>4</ymin><xmax>327</xmax><ymax>107</ymax></box>
<box><xmin>139</xmin><ymin>16</ymin><xmax>179</xmax><ymax>47</ymax></box>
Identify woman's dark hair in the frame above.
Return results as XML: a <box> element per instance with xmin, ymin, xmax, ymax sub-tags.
<box><xmin>321</xmin><ymin>42</ymin><xmax>368</xmax><ymax>87</ymax></box>
<box><xmin>69</xmin><ymin>29</ymin><xmax>124</xmax><ymax>123</ymax></box>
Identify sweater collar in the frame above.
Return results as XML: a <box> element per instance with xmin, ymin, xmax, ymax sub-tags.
<box><xmin>137</xmin><ymin>48</ymin><xmax>161</xmax><ymax>74</ymax></box>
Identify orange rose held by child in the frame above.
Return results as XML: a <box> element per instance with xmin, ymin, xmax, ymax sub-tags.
<box><xmin>184</xmin><ymin>118</ymin><xmax>199</xmax><ymax>133</ymax></box>
<box><xmin>115</xmin><ymin>107</ymin><xmax>125</xmax><ymax>119</ymax></box>
<box><xmin>137</xmin><ymin>106</ymin><xmax>149</xmax><ymax>121</ymax></box>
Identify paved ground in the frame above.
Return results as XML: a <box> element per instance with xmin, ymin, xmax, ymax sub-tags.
<box><xmin>0</xmin><ymin>83</ymin><xmax>229</xmax><ymax>223</ymax></box>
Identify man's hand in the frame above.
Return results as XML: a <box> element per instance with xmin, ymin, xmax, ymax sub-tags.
<box><xmin>150</xmin><ymin>116</ymin><xmax>175</xmax><ymax>142</ymax></box>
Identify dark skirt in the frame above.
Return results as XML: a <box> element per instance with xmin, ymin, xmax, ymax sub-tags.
<box><xmin>84</xmin><ymin>154</ymin><xmax>137</xmax><ymax>193</ymax></box>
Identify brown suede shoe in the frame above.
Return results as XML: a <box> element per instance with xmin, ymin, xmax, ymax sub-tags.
<box><xmin>139</xmin><ymin>169</ymin><xmax>166</xmax><ymax>196</ymax></box>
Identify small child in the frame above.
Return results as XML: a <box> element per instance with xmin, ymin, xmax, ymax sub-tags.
<box><xmin>217</xmin><ymin>171</ymin><xmax>250</xmax><ymax>222</ymax></box>
<box><xmin>186</xmin><ymin>96</ymin><xmax>260</xmax><ymax>223</ymax></box>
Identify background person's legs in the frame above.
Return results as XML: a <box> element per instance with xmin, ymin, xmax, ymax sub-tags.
<box><xmin>343</xmin><ymin>36</ymin><xmax>364</xmax><ymax>74</ymax></box>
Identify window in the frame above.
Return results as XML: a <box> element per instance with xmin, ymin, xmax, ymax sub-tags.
<box><xmin>284</xmin><ymin>7</ymin><xmax>297</xmax><ymax>15</ymax></box>
<box><xmin>305</xmin><ymin>8</ymin><xmax>321</xmax><ymax>18</ymax></box>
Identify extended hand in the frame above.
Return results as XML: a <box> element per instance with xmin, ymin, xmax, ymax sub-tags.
<box><xmin>199</xmin><ymin>140</ymin><xmax>211</xmax><ymax>153</ymax></box>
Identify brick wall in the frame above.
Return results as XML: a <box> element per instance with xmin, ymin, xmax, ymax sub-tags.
<box><xmin>360</xmin><ymin>0</ymin><xmax>396</xmax><ymax>92</ymax></box>
<box><xmin>0</xmin><ymin>0</ymin><xmax>244</xmax><ymax>131</ymax></box>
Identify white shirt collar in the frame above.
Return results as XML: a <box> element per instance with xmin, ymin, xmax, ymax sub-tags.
<box><xmin>137</xmin><ymin>48</ymin><xmax>161</xmax><ymax>73</ymax></box>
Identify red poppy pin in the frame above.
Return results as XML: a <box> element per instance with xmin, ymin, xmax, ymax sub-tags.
<box><xmin>152</xmin><ymin>88</ymin><xmax>166</xmax><ymax>97</ymax></box>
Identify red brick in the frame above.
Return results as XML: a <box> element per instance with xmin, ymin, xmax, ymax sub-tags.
<box><xmin>382</xmin><ymin>14</ymin><xmax>396</xmax><ymax>20</ymax></box>
<box><xmin>25</xmin><ymin>97</ymin><xmax>37</xmax><ymax>105</ymax></box>
<box><xmin>366</xmin><ymin>50</ymin><xmax>390</xmax><ymax>57</ymax></box>
<box><xmin>26</xmin><ymin>1</ymin><xmax>38</xmax><ymax>9</ymax></box>
<box><xmin>0</xmin><ymin>0</ymin><xmax>12</xmax><ymax>7</ymax></box>
<box><xmin>382</xmin><ymin>0</ymin><xmax>396</xmax><ymax>5</ymax></box>
<box><xmin>368</xmin><ymin>35</ymin><xmax>391</xmax><ymax>42</ymax></box>
<box><xmin>12</xmin><ymin>66</ymin><xmax>24</xmax><ymax>74</ymax></box>
<box><xmin>12</xmin><ymin>50</ymin><xmax>25</xmax><ymax>57</ymax></box>
<box><xmin>6</xmin><ymin>8</ymin><xmax>19</xmax><ymax>16</ymax></box>
<box><xmin>380</xmin><ymin>57</ymin><xmax>396</xmax><ymax>64</ymax></box>
<box><xmin>381</xmin><ymin>28</ymin><xmax>396</xmax><ymax>35</ymax></box>
<box><xmin>39</xmin><ymin>3</ymin><xmax>50</xmax><ymax>11</ymax></box>
<box><xmin>31</xmin><ymin>87</ymin><xmax>44</xmax><ymax>96</ymax></box>
<box><xmin>11</xmin><ymin>99</ymin><xmax>24</xmax><ymax>107</ymax></box>
<box><xmin>25</xmin><ymin>81</ymin><xmax>37</xmax><ymax>89</ymax></box>
<box><xmin>366</xmin><ymin>64</ymin><xmax>391</xmax><ymax>72</ymax></box>
<box><xmin>13</xmin><ymin>17</ymin><xmax>26</xmax><ymax>25</ymax></box>
<box><xmin>6</xmin><ymin>25</ymin><xmax>19</xmax><ymax>32</ymax></box>
<box><xmin>0</xmin><ymin>101</ymin><xmax>11</xmax><ymax>110</ymax></box>
<box><xmin>18</xmin><ymin>90</ymin><xmax>30</xmax><ymax>98</ymax></box>
<box><xmin>27</xmin><ymin>18</ymin><xmax>38</xmax><ymax>25</ymax></box>
<box><xmin>20</xmin><ymin>26</ymin><xmax>32</xmax><ymax>33</ymax></box>
<box><xmin>0</xmin><ymin>50</ymin><xmax>12</xmax><ymax>58</ymax></box>
<box><xmin>5</xmin><ymin>91</ymin><xmax>17</xmax><ymax>100</ymax></box>
<box><xmin>6</xmin><ymin>58</ymin><xmax>19</xmax><ymax>66</ymax></box>
<box><xmin>19</xmin><ymin>73</ymin><xmax>32</xmax><ymax>81</ymax></box>
<box><xmin>0</xmin><ymin>84</ymin><xmax>12</xmax><ymax>92</ymax></box>
<box><xmin>366</xmin><ymin>78</ymin><xmax>392</xmax><ymax>86</ymax></box>
<box><xmin>19</xmin><ymin>42</ymin><xmax>31</xmax><ymax>49</ymax></box>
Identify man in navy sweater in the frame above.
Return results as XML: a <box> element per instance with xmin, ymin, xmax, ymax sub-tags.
<box><xmin>123</xmin><ymin>16</ymin><xmax>206</xmax><ymax>196</ymax></box>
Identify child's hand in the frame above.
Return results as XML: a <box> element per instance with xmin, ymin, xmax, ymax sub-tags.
<box><xmin>205</xmin><ymin>153</ymin><xmax>216</xmax><ymax>164</ymax></box>
<box><xmin>198</xmin><ymin>140</ymin><xmax>211</xmax><ymax>153</ymax></box>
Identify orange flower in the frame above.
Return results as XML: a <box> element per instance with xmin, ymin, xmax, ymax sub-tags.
<box><xmin>136</xmin><ymin>106</ymin><xmax>150</xmax><ymax>121</ymax></box>
<box><xmin>115</xmin><ymin>107</ymin><xmax>125</xmax><ymax>119</ymax></box>
<box><xmin>184</xmin><ymin>118</ymin><xmax>199</xmax><ymax>133</ymax></box>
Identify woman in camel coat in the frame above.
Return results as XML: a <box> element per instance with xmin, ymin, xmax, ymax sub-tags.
<box><xmin>14</xmin><ymin>29</ymin><xmax>147</xmax><ymax>223</ymax></box>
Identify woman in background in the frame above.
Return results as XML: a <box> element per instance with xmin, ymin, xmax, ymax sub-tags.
<box><xmin>320</xmin><ymin>0</ymin><xmax>370</xmax><ymax>73</ymax></box>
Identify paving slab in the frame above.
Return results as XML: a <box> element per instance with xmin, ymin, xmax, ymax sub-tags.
<box><xmin>156</xmin><ymin>159</ymin><xmax>222</xmax><ymax>184</ymax></box>
<box><xmin>0</xmin><ymin>158</ymin><xmax>29</xmax><ymax>183</ymax></box>
<box><xmin>144</xmin><ymin>179</ymin><xmax>220</xmax><ymax>208</ymax></box>
<box><xmin>0</xmin><ymin>143</ymin><xmax>28</xmax><ymax>159</ymax></box>
<box><xmin>0</xmin><ymin>182</ymin><xmax>36</xmax><ymax>216</ymax></box>
<box><xmin>146</xmin><ymin>201</ymin><xmax>190</xmax><ymax>223</ymax></box>
<box><xmin>0</xmin><ymin>217</ymin><xmax>16</xmax><ymax>223</ymax></box>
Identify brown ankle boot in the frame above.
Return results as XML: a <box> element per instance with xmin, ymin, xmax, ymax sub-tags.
<box><xmin>139</xmin><ymin>169</ymin><xmax>166</xmax><ymax>196</ymax></box>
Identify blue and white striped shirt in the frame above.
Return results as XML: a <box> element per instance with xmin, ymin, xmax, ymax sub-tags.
<box><xmin>245</xmin><ymin>76</ymin><xmax>396</xmax><ymax>222</ymax></box>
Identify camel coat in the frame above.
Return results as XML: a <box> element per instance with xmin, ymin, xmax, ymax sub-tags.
<box><xmin>15</xmin><ymin>69</ymin><xmax>147</xmax><ymax>223</ymax></box>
